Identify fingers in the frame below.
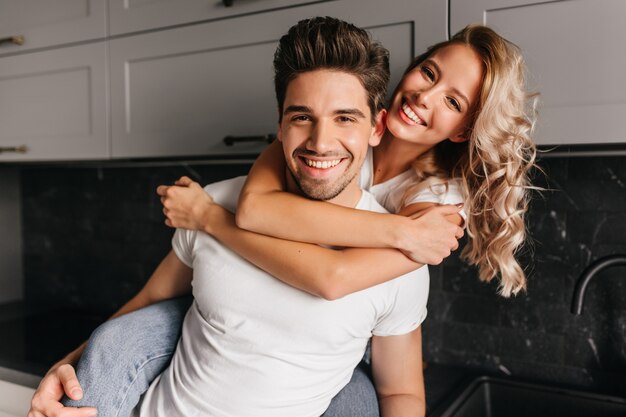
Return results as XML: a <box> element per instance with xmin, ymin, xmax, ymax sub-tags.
<box><xmin>32</xmin><ymin>406</ymin><xmax>98</xmax><ymax>417</ymax></box>
<box><xmin>29</xmin><ymin>367</ymin><xmax>97</xmax><ymax>417</ymax></box>
<box><xmin>57</xmin><ymin>364</ymin><xmax>83</xmax><ymax>400</ymax></box>
<box><xmin>432</xmin><ymin>203</ymin><xmax>463</xmax><ymax>215</ymax></box>
<box><xmin>156</xmin><ymin>185</ymin><xmax>169</xmax><ymax>196</ymax></box>
<box><xmin>175</xmin><ymin>175</ymin><xmax>193</xmax><ymax>186</ymax></box>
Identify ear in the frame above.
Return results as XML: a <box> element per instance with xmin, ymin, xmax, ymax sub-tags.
<box><xmin>449</xmin><ymin>129</ymin><xmax>469</xmax><ymax>143</ymax></box>
<box><xmin>368</xmin><ymin>109</ymin><xmax>387</xmax><ymax>147</ymax></box>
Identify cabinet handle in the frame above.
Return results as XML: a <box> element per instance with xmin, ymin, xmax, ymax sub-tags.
<box><xmin>223</xmin><ymin>134</ymin><xmax>276</xmax><ymax>146</ymax></box>
<box><xmin>0</xmin><ymin>36</ymin><xmax>25</xmax><ymax>46</ymax></box>
<box><xmin>222</xmin><ymin>0</ymin><xmax>234</xmax><ymax>7</ymax></box>
<box><xmin>0</xmin><ymin>145</ymin><xmax>28</xmax><ymax>154</ymax></box>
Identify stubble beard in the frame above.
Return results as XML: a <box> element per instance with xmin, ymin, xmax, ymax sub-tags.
<box><xmin>288</xmin><ymin>165</ymin><xmax>358</xmax><ymax>201</ymax></box>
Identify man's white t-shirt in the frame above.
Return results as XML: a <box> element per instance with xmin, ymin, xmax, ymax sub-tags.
<box><xmin>135</xmin><ymin>176</ymin><xmax>430</xmax><ymax>417</ymax></box>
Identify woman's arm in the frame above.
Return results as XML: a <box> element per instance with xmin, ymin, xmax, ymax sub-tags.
<box><xmin>159</xmin><ymin>179</ymin><xmax>463</xmax><ymax>299</ymax></box>
<box><xmin>236</xmin><ymin>141</ymin><xmax>409</xmax><ymax>249</ymax></box>
<box><xmin>207</xmin><ymin>202</ymin><xmax>421</xmax><ymax>300</ymax></box>
<box><xmin>238</xmin><ymin>141</ymin><xmax>464</xmax><ymax>264</ymax></box>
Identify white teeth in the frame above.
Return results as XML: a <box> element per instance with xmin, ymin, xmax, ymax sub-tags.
<box><xmin>305</xmin><ymin>159</ymin><xmax>341</xmax><ymax>169</ymax></box>
<box><xmin>402</xmin><ymin>102</ymin><xmax>424</xmax><ymax>125</ymax></box>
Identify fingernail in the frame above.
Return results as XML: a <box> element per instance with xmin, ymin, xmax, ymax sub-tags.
<box><xmin>71</xmin><ymin>388</ymin><xmax>83</xmax><ymax>398</ymax></box>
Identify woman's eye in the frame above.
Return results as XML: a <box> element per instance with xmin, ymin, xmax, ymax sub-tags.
<box><xmin>421</xmin><ymin>66</ymin><xmax>435</xmax><ymax>81</ymax></box>
<box><xmin>447</xmin><ymin>97</ymin><xmax>461</xmax><ymax>112</ymax></box>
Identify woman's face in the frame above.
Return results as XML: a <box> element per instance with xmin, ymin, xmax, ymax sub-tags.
<box><xmin>386</xmin><ymin>43</ymin><xmax>484</xmax><ymax>147</ymax></box>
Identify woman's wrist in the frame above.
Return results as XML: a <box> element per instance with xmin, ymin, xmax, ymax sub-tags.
<box><xmin>201</xmin><ymin>202</ymin><xmax>219</xmax><ymax>235</ymax></box>
<box><xmin>390</xmin><ymin>215</ymin><xmax>413</xmax><ymax>252</ymax></box>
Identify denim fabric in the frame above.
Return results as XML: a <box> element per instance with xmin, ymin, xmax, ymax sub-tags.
<box><xmin>322</xmin><ymin>362</ymin><xmax>380</xmax><ymax>417</ymax></box>
<box><xmin>63</xmin><ymin>296</ymin><xmax>379</xmax><ymax>417</ymax></box>
<box><xmin>63</xmin><ymin>296</ymin><xmax>192</xmax><ymax>417</ymax></box>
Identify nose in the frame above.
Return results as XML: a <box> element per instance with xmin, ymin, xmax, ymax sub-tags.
<box><xmin>415</xmin><ymin>88</ymin><xmax>432</xmax><ymax>109</ymax></box>
<box><xmin>307</xmin><ymin>119</ymin><xmax>335</xmax><ymax>154</ymax></box>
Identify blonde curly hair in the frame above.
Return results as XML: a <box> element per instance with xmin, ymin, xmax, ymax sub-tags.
<box><xmin>403</xmin><ymin>25</ymin><xmax>538</xmax><ymax>297</ymax></box>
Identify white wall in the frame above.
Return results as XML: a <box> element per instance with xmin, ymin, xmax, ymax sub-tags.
<box><xmin>0</xmin><ymin>168</ymin><xmax>22</xmax><ymax>303</ymax></box>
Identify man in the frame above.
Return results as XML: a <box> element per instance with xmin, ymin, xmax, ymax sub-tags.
<box><xmin>29</xmin><ymin>17</ymin><xmax>456</xmax><ymax>417</ymax></box>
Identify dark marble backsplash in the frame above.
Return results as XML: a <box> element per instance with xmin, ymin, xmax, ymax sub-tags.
<box><xmin>21</xmin><ymin>161</ymin><xmax>252</xmax><ymax>314</ymax></box>
<box><xmin>424</xmin><ymin>155</ymin><xmax>626</xmax><ymax>396</ymax></box>
<box><xmin>17</xmin><ymin>155</ymin><xmax>626</xmax><ymax>393</ymax></box>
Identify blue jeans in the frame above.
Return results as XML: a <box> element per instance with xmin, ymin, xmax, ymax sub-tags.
<box><xmin>63</xmin><ymin>297</ymin><xmax>379</xmax><ymax>417</ymax></box>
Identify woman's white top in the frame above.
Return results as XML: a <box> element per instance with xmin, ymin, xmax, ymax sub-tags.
<box><xmin>359</xmin><ymin>147</ymin><xmax>466</xmax><ymax>217</ymax></box>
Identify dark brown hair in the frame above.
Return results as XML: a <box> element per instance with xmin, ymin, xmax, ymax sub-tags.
<box><xmin>273</xmin><ymin>16</ymin><xmax>390</xmax><ymax>123</ymax></box>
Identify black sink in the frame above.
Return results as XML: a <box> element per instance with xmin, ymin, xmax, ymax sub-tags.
<box><xmin>433</xmin><ymin>376</ymin><xmax>626</xmax><ymax>417</ymax></box>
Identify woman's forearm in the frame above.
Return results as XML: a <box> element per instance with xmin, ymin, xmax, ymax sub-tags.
<box><xmin>238</xmin><ymin>189</ymin><xmax>406</xmax><ymax>249</ymax></box>
<box><xmin>236</xmin><ymin>141</ymin><xmax>404</xmax><ymax>249</ymax></box>
<box><xmin>207</xmin><ymin>204</ymin><xmax>421</xmax><ymax>299</ymax></box>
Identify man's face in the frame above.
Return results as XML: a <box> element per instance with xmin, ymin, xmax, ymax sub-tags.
<box><xmin>278</xmin><ymin>69</ymin><xmax>383</xmax><ymax>203</ymax></box>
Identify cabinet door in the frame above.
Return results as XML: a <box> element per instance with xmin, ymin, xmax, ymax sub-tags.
<box><xmin>108</xmin><ymin>0</ymin><xmax>322</xmax><ymax>36</ymax></box>
<box><xmin>450</xmin><ymin>0</ymin><xmax>626</xmax><ymax>145</ymax></box>
<box><xmin>0</xmin><ymin>0</ymin><xmax>106</xmax><ymax>55</ymax></box>
<box><xmin>0</xmin><ymin>43</ymin><xmax>108</xmax><ymax>161</ymax></box>
<box><xmin>110</xmin><ymin>0</ymin><xmax>445</xmax><ymax>158</ymax></box>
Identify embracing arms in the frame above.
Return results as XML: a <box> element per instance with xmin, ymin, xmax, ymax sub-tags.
<box><xmin>235</xmin><ymin>141</ymin><xmax>463</xmax><ymax>264</ymax></box>
<box><xmin>159</xmin><ymin>175</ymin><xmax>463</xmax><ymax>300</ymax></box>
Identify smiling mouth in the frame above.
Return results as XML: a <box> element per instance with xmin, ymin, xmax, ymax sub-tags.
<box><xmin>301</xmin><ymin>157</ymin><xmax>342</xmax><ymax>169</ymax></box>
<box><xmin>401</xmin><ymin>99</ymin><xmax>426</xmax><ymax>126</ymax></box>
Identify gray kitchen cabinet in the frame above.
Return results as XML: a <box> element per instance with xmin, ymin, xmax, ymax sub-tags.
<box><xmin>110</xmin><ymin>0</ymin><xmax>445</xmax><ymax>158</ymax></box>
<box><xmin>0</xmin><ymin>0</ymin><xmax>106</xmax><ymax>55</ymax></box>
<box><xmin>0</xmin><ymin>42</ymin><xmax>108</xmax><ymax>161</ymax></box>
<box><xmin>450</xmin><ymin>0</ymin><xmax>626</xmax><ymax>146</ymax></box>
<box><xmin>107</xmin><ymin>0</ymin><xmax>320</xmax><ymax>36</ymax></box>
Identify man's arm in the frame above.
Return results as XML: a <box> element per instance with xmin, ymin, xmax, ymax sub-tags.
<box><xmin>28</xmin><ymin>250</ymin><xmax>192</xmax><ymax>417</ymax></box>
<box><xmin>371</xmin><ymin>327</ymin><xmax>426</xmax><ymax>417</ymax></box>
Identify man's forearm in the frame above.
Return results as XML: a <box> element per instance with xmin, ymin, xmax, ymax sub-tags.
<box><xmin>379</xmin><ymin>394</ymin><xmax>426</xmax><ymax>417</ymax></box>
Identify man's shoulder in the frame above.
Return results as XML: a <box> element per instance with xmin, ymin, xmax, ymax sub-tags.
<box><xmin>203</xmin><ymin>176</ymin><xmax>247</xmax><ymax>212</ymax></box>
<box><xmin>356</xmin><ymin>189</ymin><xmax>388</xmax><ymax>214</ymax></box>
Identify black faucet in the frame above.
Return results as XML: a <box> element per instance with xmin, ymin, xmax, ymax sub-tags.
<box><xmin>571</xmin><ymin>254</ymin><xmax>626</xmax><ymax>315</ymax></box>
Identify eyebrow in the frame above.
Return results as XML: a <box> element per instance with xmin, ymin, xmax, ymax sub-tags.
<box><xmin>426</xmin><ymin>59</ymin><xmax>470</xmax><ymax>109</ymax></box>
<box><xmin>283</xmin><ymin>105</ymin><xmax>367</xmax><ymax>119</ymax></box>
<box><xmin>283</xmin><ymin>105</ymin><xmax>311</xmax><ymax>115</ymax></box>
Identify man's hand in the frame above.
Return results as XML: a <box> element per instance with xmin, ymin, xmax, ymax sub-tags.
<box><xmin>28</xmin><ymin>363</ymin><xmax>96</xmax><ymax>417</ymax></box>
<box><xmin>398</xmin><ymin>204</ymin><xmax>464</xmax><ymax>265</ymax></box>
<box><xmin>157</xmin><ymin>176</ymin><xmax>213</xmax><ymax>231</ymax></box>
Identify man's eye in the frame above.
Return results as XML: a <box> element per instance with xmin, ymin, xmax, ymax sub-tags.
<box><xmin>421</xmin><ymin>66</ymin><xmax>435</xmax><ymax>81</ymax></box>
<box><xmin>337</xmin><ymin>116</ymin><xmax>356</xmax><ymax>123</ymax></box>
<box><xmin>447</xmin><ymin>97</ymin><xmax>461</xmax><ymax>112</ymax></box>
<box><xmin>292</xmin><ymin>115</ymin><xmax>310</xmax><ymax>122</ymax></box>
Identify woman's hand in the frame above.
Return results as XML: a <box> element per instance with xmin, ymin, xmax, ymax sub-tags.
<box><xmin>396</xmin><ymin>204</ymin><xmax>465</xmax><ymax>265</ymax></box>
<box><xmin>157</xmin><ymin>176</ymin><xmax>214</xmax><ymax>232</ymax></box>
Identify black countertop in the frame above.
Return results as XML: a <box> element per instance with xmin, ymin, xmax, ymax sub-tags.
<box><xmin>424</xmin><ymin>363</ymin><xmax>472</xmax><ymax>415</ymax></box>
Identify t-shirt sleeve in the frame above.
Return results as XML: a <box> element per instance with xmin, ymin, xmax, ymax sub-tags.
<box><xmin>170</xmin><ymin>176</ymin><xmax>246</xmax><ymax>267</ymax></box>
<box><xmin>172</xmin><ymin>228</ymin><xmax>196</xmax><ymax>267</ymax></box>
<box><xmin>372</xmin><ymin>268</ymin><xmax>430</xmax><ymax>336</ymax></box>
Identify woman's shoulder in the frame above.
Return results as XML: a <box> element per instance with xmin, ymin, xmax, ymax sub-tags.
<box><xmin>404</xmin><ymin>176</ymin><xmax>465</xmax><ymax>206</ymax></box>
